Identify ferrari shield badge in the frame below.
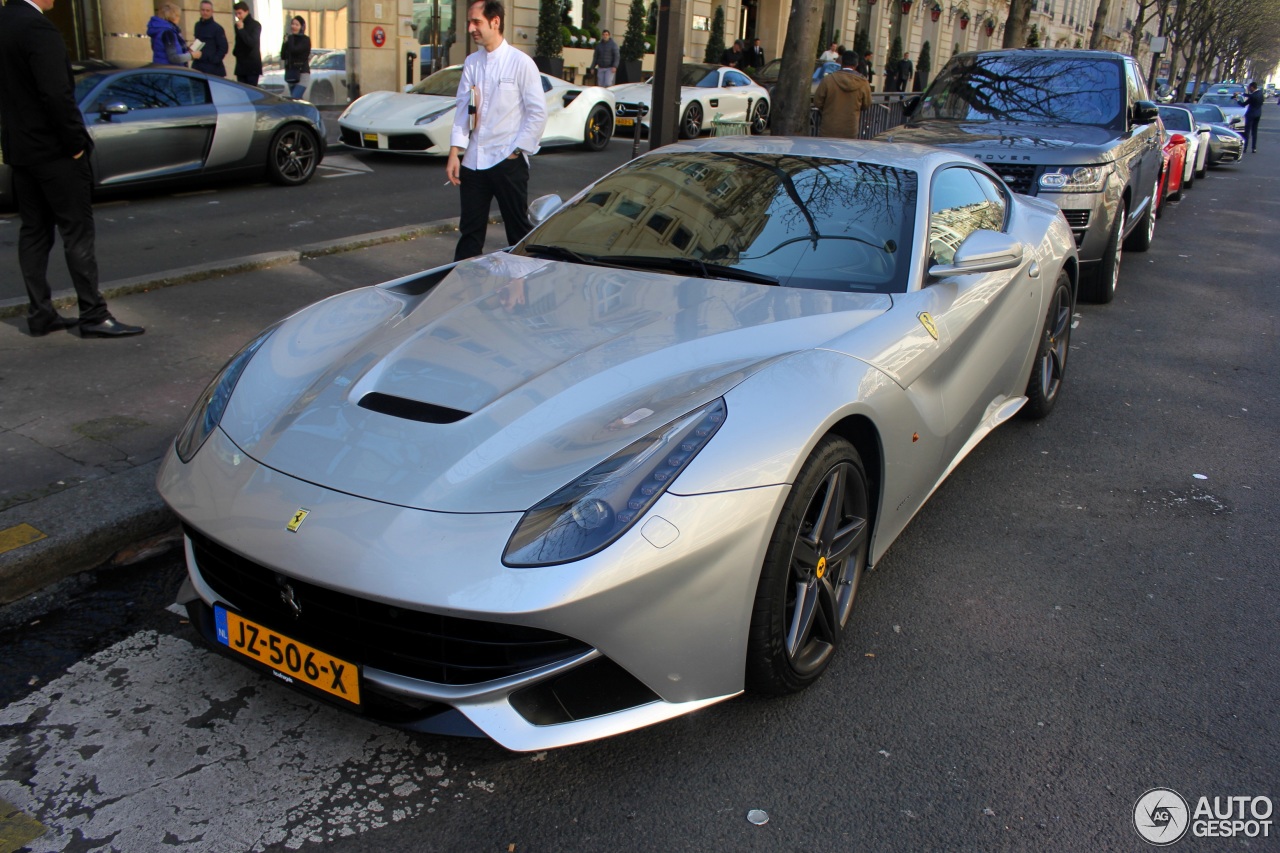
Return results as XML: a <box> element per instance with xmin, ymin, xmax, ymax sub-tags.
<box><xmin>286</xmin><ymin>508</ymin><xmax>310</xmax><ymax>533</ymax></box>
<box><xmin>918</xmin><ymin>312</ymin><xmax>939</xmax><ymax>340</ymax></box>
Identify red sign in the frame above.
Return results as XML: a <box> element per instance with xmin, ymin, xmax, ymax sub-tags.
<box><xmin>371</xmin><ymin>25</ymin><xmax>386</xmax><ymax>47</ymax></box>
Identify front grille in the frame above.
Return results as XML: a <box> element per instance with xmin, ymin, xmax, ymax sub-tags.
<box><xmin>386</xmin><ymin>133</ymin><xmax>431</xmax><ymax>151</ymax></box>
<box><xmin>1061</xmin><ymin>209</ymin><xmax>1090</xmax><ymax>229</ymax></box>
<box><xmin>187</xmin><ymin>526</ymin><xmax>591</xmax><ymax>685</ymax></box>
<box><xmin>339</xmin><ymin>127</ymin><xmax>362</xmax><ymax>146</ymax></box>
<box><xmin>615</xmin><ymin>101</ymin><xmax>647</xmax><ymax>119</ymax></box>
<box><xmin>989</xmin><ymin>163</ymin><xmax>1038</xmax><ymax>195</ymax></box>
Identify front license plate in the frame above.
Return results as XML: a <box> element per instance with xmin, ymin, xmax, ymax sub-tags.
<box><xmin>215</xmin><ymin>604</ymin><xmax>360</xmax><ymax>706</ymax></box>
<box><xmin>616</xmin><ymin>117</ymin><xmax>635</xmax><ymax>127</ymax></box>
<box><xmin>363</xmin><ymin>132</ymin><xmax>378</xmax><ymax>142</ymax></box>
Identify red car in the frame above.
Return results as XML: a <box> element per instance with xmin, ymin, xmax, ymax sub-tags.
<box><xmin>1157</xmin><ymin>120</ymin><xmax>1190</xmax><ymax>218</ymax></box>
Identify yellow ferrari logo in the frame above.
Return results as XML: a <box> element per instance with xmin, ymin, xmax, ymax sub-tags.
<box><xmin>816</xmin><ymin>556</ymin><xmax>827</xmax><ymax>579</ymax></box>
<box><xmin>287</xmin><ymin>508</ymin><xmax>310</xmax><ymax>532</ymax></box>
<box><xmin>918</xmin><ymin>312</ymin><xmax>939</xmax><ymax>340</ymax></box>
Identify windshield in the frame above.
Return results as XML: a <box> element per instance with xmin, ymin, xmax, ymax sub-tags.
<box><xmin>517</xmin><ymin>151</ymin><xmax>917</xmax><ymax>294</ymax></box>
<box><xmin>1186</xmin><ymin>104</ymin><xmax>1226</xmax><ymax>122</ymax></box>
<box><xmin>411</xmin><ymin>66</ymin><xmax>462</xmax><ymax>96</ymax></box>
<box><xmin>1158</xmin><ymin>108</ymin><xmax>1192</xmax><ymax>132</ymax></box>
<box><xmin>915</xmin><ymin>53</ymin><xmax>1123</xmax><ymax>126</ymax></box>
<box><xmin>1199</xmin><ymin>94</ymin><xmax>1238</xmax><ymax>108</ymax></box>
<box><xmin>311</xmin><ymin>52</ymin><xmax>344</xmax><ymax>70</ymax></box>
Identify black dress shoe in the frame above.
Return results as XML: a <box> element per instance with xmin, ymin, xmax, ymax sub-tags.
<box><xmin>79</xmin><ymin>317</ymin><xmax>145</xmax><ymax>338</ymax></box>
<box><xmin>28</xmin><ymin>315</ymin><xmax>79</xmax><ymax>337</ymax></box>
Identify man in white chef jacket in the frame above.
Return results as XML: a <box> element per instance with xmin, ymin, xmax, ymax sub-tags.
<box><xmin>447</xmin><ymin>0</ymin><xmax>548</xmax><ymax>261</ymax></box>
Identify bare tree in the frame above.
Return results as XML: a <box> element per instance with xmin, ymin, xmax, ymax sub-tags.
<box><xmin>770</xmin><ymin>0</ymin><xmax>826</xmax><ymax>136</ymax></box>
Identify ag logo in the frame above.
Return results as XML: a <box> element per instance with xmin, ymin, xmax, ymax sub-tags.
<box><xmin>1134</xmin><ymin>788</ymin><xmax>1190</xmax><ymax>845</ymax></box>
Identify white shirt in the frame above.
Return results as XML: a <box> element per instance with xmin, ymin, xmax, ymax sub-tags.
<box><xmin>450</xmin><ymin>39</ymin><xmax>548</xmax><ymax>171</ymax></box>
<box><xmin>819</xmin><ymin>50</ymin><xmax>840</xmax><ymax>62</ymax></box>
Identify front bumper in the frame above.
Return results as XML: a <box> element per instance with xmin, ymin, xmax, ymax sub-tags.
<box><xmin>337</xmin><ymin>120</ymin><xmax>450</xmax><ymax>155</ymax></box>
<box><xmin>158</xmin><ymin>428</ymin><xmax>786</xmax><ymax>750</ymax></box>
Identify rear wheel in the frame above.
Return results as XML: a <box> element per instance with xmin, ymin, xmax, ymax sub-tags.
<box><xmin>679</xmin><ymin>102</ymin><xmax>703</xmax><ymax>139</ymax></box>
<box><xmin>1124</xmin><ymin>176</ymin><xmax>1158</xmax><ymax>252</ymax></box>
<box><xmin>1021</xmin><ymin>271</ymin><xmax>1073</xmax><ymax>419</ymax></box>
<box><xmin>311</xmin><ymin>80</ymin><xmax>334</xmax><ymax>105</ymax></box>
<box><xmin>580</xmin><ymin>102</ymin><xmax>613</xmax><ymax>151</ymax></box>
<box><xmin>745</xmin><ymin>436</ymin><xmax>870</xmax><ymax>695</ymax></box>
<box><xmin>266</xmin><ymin>124</ymin><xmax>320</xmax><ymax>186</ymax></box>
<box><xmin>749</xmin><ymin>100</ymin><xmax>769</xmax><ymax>135</ymax></box>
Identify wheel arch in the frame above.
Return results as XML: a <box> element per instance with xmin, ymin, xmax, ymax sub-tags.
<box><xmin>825</xmin><ymin>414</ymin><xmax>884</xmax><ymax>564</ymax></box>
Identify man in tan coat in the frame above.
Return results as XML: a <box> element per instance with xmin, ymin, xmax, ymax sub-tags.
<box><xmin>813</xmin><ymin>51</ymin><xmax>873</xmax><ymax>139</ymax></box>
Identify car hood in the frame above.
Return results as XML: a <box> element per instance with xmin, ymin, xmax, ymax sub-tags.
<box><xmin>340</xmin><ymin>91</ymin><xmax>454</xmax><ymax>123</ymax></box>
<box><xmin>220</xmin><ymin>252</ymin><xmax>890</xmax><ymax>512</ymax></box>
<box><xmin>883</xmin><ymin>119</ymin><xmax>1126</xmax><ymax>161</ymax></box>
<box><xmin>610</xmin><ymin>82</ymin><xmax>696</xmax><ymax>105</ymax></box>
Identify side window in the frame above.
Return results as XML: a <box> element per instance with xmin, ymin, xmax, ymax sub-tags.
<box><xmin>1126</xmin><ymin>59</ymin><xmax>1152</xmax><ymax>102</ymax></box>
<box><xmin>98</xmin><ymin>73</ymin><xmax>209</xmax><ymax>109</ymax></box>
<box><xmin>725</xmin><ymin>70</ymin><xmax>751</xmax><ymax>87</ymax></box>
<box><xmin>928</xmin><ymin>168</ymin><xmax>1006</xmax><ymax>268</ymax></box>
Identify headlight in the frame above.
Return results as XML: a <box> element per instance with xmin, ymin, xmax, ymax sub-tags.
<box><xmin>415</xmin><ymin>107</ymin><xmax>453</xmax><ymax>125</ymax></box>
<box><xmin>504</xmin><ymin>399</ymin><xmax>727</xmax><ymax>567</ymax></box>
<box><xmin>174</xmin><ymin>326</ymin><xmax>276</xmax><ymax>463</ymax></box>
<box><xmin>1038</xmin><ymin>165</ymin><xmax>1108</xmax><ymax>192</ymax></box>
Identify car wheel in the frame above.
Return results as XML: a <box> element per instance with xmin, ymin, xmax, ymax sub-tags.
<box><xmin>1124</xmin><ymin>176</ymin><xmax>1158</xmax><ymax>253</ymax></box>
<box><xmin>580</xmin><ymin>102</ymin><xmax>613</xmax><ymax>151</ymax></box>
<box><xmin>266</xmin><ymin>124</ymin><xmax>320</xmax><ymax>186</ymax></box>
<box><xmin>1082</xmin><ymin>202</ymin><xmax>1124</xmax><ymax>304</ymax></box>
<box><xmin>312</xmin><ymin>80</ymin><xmax>334</xmax><ymax>105</ymax></box>
<box><xmin>745</xmin><ymin>436</ymin><xmax>870</xmax><ymax>695</ymax></box>
<box><xmin>679</xmin><ymin>102</ymin><xmax>703</xmax><ymax>139</ymax></box>
<box><xmin>1154</xmin><ymin>166</ymin><xmax>1166</xmax><ymax>219</ymax></box>
<box><xmin>749</xmin><ymin>100</ymin><xmax>769</xmax><ymax>135</ymax></box>
<box><xmin>1021</xmin><ymin>270</ymin><xmax>1073</xmax><ymax>420</ymax></box>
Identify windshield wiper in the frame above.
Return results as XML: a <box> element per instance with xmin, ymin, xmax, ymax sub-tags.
<box><xmin>521</xmin><ymin>244</ymin><xmax>634</xmax><ymax>269</ymax></box>
<box><xmin>597</xmin><ymin>254</ymin><xmax>779</xmax><ymax>286</ymax></box>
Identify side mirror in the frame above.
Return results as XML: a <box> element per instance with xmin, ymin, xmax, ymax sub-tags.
<box><xmin>902</xmin><ymin>94</ymin><xmax>921</xmax><ymax>116</ymax></box>
<box><xmin>99</xmin><ymin>101</ymin><xmax>130</xmax><ymax>119</ymax></box>
<box><xmin>1131</xmin><ymin>100</ymin><xmax>1159</xmax><ymax>125</ymax></box>
<box><xmin>528</xmin><ymin>193</ymin><xmax>564</xmax><ymax>226</ymax></box>
<box><xmin>928</xmin><ymin>230</ymin><xmax>1025</xmax><ymax>278</ymax></box>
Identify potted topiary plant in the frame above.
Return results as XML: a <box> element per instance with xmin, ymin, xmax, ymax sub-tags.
<box><xmin>535</xmin><ymin>0</ymin><xmax>564</xmax><ymax>78</ymax></box>
<box><xmin>618</xmin><ymin>0</ymin><xmax>646</xmax><ymax>83</ymax></box>
<box><xmin>916</xmin><ymin>39</ymin><xmax>931</xmax><ymax>90</ymax></box>
<box><xmin>703</xmin><ymin>5</ymin><xmax>726</xmax><ymax>64</ymax></box>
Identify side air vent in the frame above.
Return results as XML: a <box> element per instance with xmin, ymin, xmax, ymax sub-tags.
<box><xmin>358</xmin><ymin>392</ymin><xmax>470</xmax><ymax>424</ymax></box>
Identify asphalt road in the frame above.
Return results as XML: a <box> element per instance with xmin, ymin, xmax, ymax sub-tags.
<box><xmin>0</xmin><ymin>136</ymin><xmax>1277</xmax><ymax>851</ymax></box>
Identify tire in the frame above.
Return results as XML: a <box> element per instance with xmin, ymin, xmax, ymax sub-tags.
<box><xmin>1021</xmin><ymin>271</ymin><xmax>1073</xmax><ymax>420</ymax></box>
<box><xmin>679</xmin><ymin>102</ymin><xmax>703</xmax><ymax>139</ymax></box>
<box><xmin>1081</xmin><ymin>202</ymin><xmax>1124</xmax><ymax>304</ymax></box>
<box><xmin>1154</xmin><ymin>167</ymin><xmax>1166</xmax><ymax>219</ymax></box>
<box><xmin>311</xmin><ymin>80</ymin><xmax>333</xmax><ymax>105</ymax></box>
<box><xmin>749</xmin><ymin>100</ymin><xmax>769</xmax><ymax>135</ymax></box>
<box><xmin>580</xmin><ymin>102</ymin><xmax>613</xmax><ymax>151</ymax></box>
<box><xmin>266</xmin><ymin>124</ymin><xmax>320</xmax><ymax>186</ymax></box>
<box><xmin>1124</xmin><ymin>177</ymin><xmax>1158</xmax><ymax>253</ymax></box>
<box><xmin>745</xmin><ymin>436</ymin><xmax>870</xmax><ymax>695</ymax></box>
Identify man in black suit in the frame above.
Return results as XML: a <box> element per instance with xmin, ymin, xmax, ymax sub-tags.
<box><xmin>0</xmin><ymin>0</ymin><xmax>143</xmax><ymax>337</ymax></box>
<box><xmin>232</xmin><ymin>1</ymin><xmax>263</xmax><ymax>86</ymax></box>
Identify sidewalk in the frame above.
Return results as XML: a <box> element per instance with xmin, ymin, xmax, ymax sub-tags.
<box><xmin>0</xmin><ymin>220</ymin><xmax>469</xmax><ymax>603</ymax></box>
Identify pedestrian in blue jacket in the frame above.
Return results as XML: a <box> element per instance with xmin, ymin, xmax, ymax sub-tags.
<box><xmin>147</xmin><ymin>3</ymin><xmax>200</xmax><ymax>67</ymax></box>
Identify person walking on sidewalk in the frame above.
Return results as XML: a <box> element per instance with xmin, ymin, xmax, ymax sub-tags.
<box><xmin>590</xmin><ymin>29</ymin><xmax>619</xmax><ymax>87</ymax></box>
<box><xmin>446</xmin><ymin>0</ymin><xmax>547</xmax><ymax>261</ymax></box>
<box><xmin>1237</xmin><ymin>81</ymin><xmax>1263</xmax><ymax>153</ymax></box>
<box><xmin>0</xmin><ymin>0</ymin><xmax>144</xmax><ymax>337</ymax></box>
<box><xmin>813</xmin><ymin>51</ymin><xmax>872</xmax><ymax>139</ymax></box>
<box><xmin>231</xmin><ymin>1</ymin><xmax>262</xmax><ymax>86</ymax></box>
<box><xmin>191</xmin><ymin>0</ymin><xmax>228</xmax><ymax>78</ymax></box>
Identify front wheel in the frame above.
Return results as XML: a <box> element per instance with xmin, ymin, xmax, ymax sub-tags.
<box><xmin>1081</xmin><ymin>203</ymin><xmax>1124</xmax><ymax>304</ymax></box>
<box><xmin>679</xmin><ymin>102</ymin><xmax>703</xmax><ymax>139</ymax></box>
<box><xmin>745</xmin><ymin>436</ymin><xmax>870</xmax><ymax>695</ymax></box>
<box><xmin>1021</xmin><ymin>271</ymin><xmax>1073</xmax><ymax>419</ymax></box>
<box><xmin>580</xmin><ymin>102</ymin><xmax>613</xmax><ymax>151</ymax></box>
<box><xmin>311</xmin><ymin>80</ymin><xmax>334</xmax><ymax>105</ymax></box>
<box><xmin>266</xmin><ymin>124</ymin><xmax>320</xmax><ymax>186</ymax></box>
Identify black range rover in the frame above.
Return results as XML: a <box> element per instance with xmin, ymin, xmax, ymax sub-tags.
<box><xmin>879</xmin><ymin>49</ymin><xmax>1162</xmax><ymax>303</ymax></box>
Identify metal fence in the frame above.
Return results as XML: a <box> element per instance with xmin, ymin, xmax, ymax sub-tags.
<box><xmin>808</xmin><ymin>93</ymin><xmax>913</xmax><ymax>139</ymax></box>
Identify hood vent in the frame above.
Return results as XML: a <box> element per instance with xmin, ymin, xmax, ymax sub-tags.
<box><xmin>358</xmin><ymin>392</ymin><xmax>470</xmax><ymax>424</ymax></box>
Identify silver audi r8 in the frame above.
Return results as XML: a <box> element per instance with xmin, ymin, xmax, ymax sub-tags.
<box><xmin>0</xmin><ymin>61</ymin><xmax>324</xmax><ymax>208</ymax></box>
<box><xmin>158</xmin><ymin>137</ymin><xmax>1078</xmax><ymax>751</ymax></box>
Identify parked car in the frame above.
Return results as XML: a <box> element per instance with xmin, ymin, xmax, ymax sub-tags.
<box><xmin>878</xmin><ymin>49</ymin><xmax>1162</xmax><ymax>304</ymax></box>
<box><xmin>157</xmin><ymin>137</ymin><xmax>1078</xmax><ymax>751</ymax></box>
<box><xmin>1174</xmin><ymin>102</ymin><xmax>1245</xmax><ymax>167</ymax></box>
<box><xmin>338</xmin><ymin>64</ymin><xmax>615</xmax><ymax>154</ymax></box>
<box><xmin>1156</xmin><ymin>120</ymin><xmax>1189</xmax><ymax>215</ymax></box>
<box><xmin>750</xmin><ymin>58</ymin><xmax>841</xmax><ymax>97</ymax></box>
<box><xmin>612</xmin><ymin>63</ymin><xmax>770</xmax><ymax>139</ymax></box>
<box><xmin>0</xmin><ymin>60</ymin><xmax>324</xmax><ymax>207</ymax></box>
<box><xmin>261</xmin><ymin>49</ymin><xmax>351</xmax><ymax>105</ymax></box>
<box><xmin>1158</xmin><ymin>105</ymin><xmax>1207</xmax><ymax>183</ymax></box>
<box><xmin>1197</xmin><ymin>93</ymin><xmax>1246</xmax><ymax>129</ymax></box>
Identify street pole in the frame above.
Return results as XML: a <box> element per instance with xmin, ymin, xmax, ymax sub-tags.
<box><xmin>648</xmin><ymin>0</ymin><xmax>686</xmax><ymax>150</ymax></box>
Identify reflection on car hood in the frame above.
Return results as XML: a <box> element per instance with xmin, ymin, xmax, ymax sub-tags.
<box><xmin>885</xmin><ymin>119</ymin><xmax>1125</xmax><ymax>160</ymax></box>
<box><xmin>220</xmin><ymin>253</ymin><xmax>890</xmax><ymax>512</ymax></box>
<box><xmin>341</xmin><ymin>91</ymin><xmax>454</xmax><ymax>123</ymax></box>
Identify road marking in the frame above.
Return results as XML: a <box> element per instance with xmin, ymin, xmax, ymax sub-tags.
<box><xmin>0</xmin><ymin>524</ymin><xmax>45</xmax><ymax>556</ymax></box>
<box><xmin>319</xmin><ymin>154</ymin><xmax>374</xmax><ymax>178</ymax></box>
<box><xmin>0</xmin><ymin>630</ymin><xmax>492</xmax><ymax>852</ymax></box>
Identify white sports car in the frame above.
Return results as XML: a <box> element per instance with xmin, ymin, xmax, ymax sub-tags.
<box><xmin>612</xmin><ymin>63</ymin><xmax>771</xmax><ymax>139</ymax></box>
<box><xmin>1157</xmin><ymin>105</ymin><xmax>1208</xmax><ymax>185</ymax></box>
<box><xmin>338</xmin><ymin>64</ymin><xmax>616</xmax><ymax>154</ymax></box>
<box><xmin>260</xmin><ymin>50</ymin><xmax>351</xmax><ymax>105</ymax></box>
<box><xmin>159</xmin><ymin>137</ymin><xmax>1078</xmax><ymax>751</ymax></box>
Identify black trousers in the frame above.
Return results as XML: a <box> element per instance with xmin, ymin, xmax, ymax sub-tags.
<box><xmin>1241</xmin><ymin>116</ymin><xmax>1260</xmax><ymax>151</ymax></box>
<box><xmin>454</xmin><ymin>156</ymin><xmax>533</xmax><ymax>261</ymax></box>
<box><xmin>13</xmin><ymin>157</ymin><xmax>109</xmax><ymax>329</ymax></box>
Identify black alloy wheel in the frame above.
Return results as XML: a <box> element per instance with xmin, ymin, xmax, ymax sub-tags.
<box><xmin>679</xmin><ymin>102</ymin><xmax>703</xmax><ymax>139</ymax></box>
<box><xmin>746</xmin><ymin>436</ymin><xmax>870</xmax><ymax>695</ymax></box>
<box><xmin>749</xmin><ymin>100</ymin><xmax>769</xmax><ymax>135</ymax></box>
<box><xmin>581</xmin><ymin>103</ymin><xmax>614</xmax><ymax>151</ymax></box>
<box><xmin>266</xmin><ymin>125</ymin><xmax>319</xmax><ymax>186</ymax></box>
